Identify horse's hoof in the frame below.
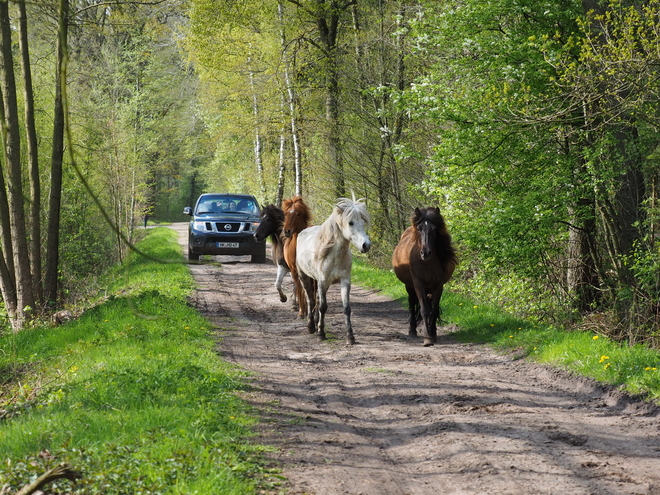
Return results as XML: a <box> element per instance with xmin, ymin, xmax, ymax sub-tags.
<box><xmin>307</xmin><ymin>326</ymin><xmax>316</xmax><ymax>334</ymax></box>
<box><xmin>279</xmin><ymin>295</ymin><xmax>287</xmax><ymax>303</ymax></box>
<box><xmin>408</xmin><ymin>330</ymin><xmax>418</xmax><ymax>337</ymax></box>
<box><xmin>346</xmin><ymin>336</ymin><xmax>355</xmax><ymax>345</ymax></box>
<box><xmin>317</xmin><ymin>332</ymin><xmax>326</xmax><ymax>340</ymax></box>
<box><xmin>423</xmin><ymin>338</ymin><xmax>434</xmax><ymax>347</ymax></box>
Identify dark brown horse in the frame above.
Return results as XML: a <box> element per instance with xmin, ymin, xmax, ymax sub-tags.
<box><xmin>392</xmin><ymin>207</ymin><xmax>457</xmax><ymax>346</ymax></box>
<box><xmin>253</xmin><ymin>204</ymin><xmax>290</xmax><ymax>303</ymax></box>
<box><xmin>282</xmin><ymin>196</ymin><xmax>312</xmax><ymax>317</ymax></box>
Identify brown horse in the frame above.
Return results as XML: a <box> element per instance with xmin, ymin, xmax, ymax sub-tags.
<box><xmin>282</xmin><ymin>196</ymin><xmax>312</xmax><ymax>317</ymax></box>
<box><xmin>392</xmin><ymin>207</ymin><xmax>457</xmax><ymax>346</ymax></box>
<box><xmin>253</xmin><ymin>204</ymin><xmax>289</xmax><ymax>302</ymax></box>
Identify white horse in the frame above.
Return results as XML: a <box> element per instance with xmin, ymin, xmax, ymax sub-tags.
<box><xmin>296</xmin><ymin>197</ymin><xmax>371</xmax><ymax>344</ymax></box>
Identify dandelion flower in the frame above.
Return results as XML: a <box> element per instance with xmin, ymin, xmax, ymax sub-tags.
<box><xmin>604</xmin><ymin>363</ymin><xmax>611</xmax><ymax>370</ymax></box>
<box><xmin>593</xmin><ymin>335</ymin><xmax>599</xmax><ymax>340</ymax></box>
<box><xmin>599</xmin><ymin>356</ymin><xmax>609</xmax><ymax>363</ymax></box>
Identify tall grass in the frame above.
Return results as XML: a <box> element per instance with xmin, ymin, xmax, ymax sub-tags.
<box><xmin>0</xmin><ymin>228</ymin><xmax>278</xmax><ymax>494</ymax></box>
<box><xmin>353</xmin><ymin>257</ymin><xmax>660</xmax><ymax>402</ymax></box>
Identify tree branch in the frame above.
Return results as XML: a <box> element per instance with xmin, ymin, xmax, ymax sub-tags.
<box><xmin>14</xmin><ymin>463</ymin><xmax>82</xmax><ymax>495</ymax></box>
<box><xmin>72</xmin><ymin>0</ymin><xmax>168</xmax><ymax>17</ymax></box>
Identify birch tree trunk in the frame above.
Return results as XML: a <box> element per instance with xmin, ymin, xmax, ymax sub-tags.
<box><xmin>248</xmin><ymin>60</ymin><xmax>266</xmax><ymax>198</ymax></box>
<box><xmin>278</xmin><ymin>1</ymin><xmax>302</xmax><ymax>196</ymax></box>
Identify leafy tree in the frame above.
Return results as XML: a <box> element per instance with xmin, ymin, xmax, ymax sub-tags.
<box><xmin>404</xmin><ymin>0</ymin><xmax>584</xmax><ymax>318</ymax></box>
<box><xmin>405</xmin><ymin>0</ymin><xmax>660</xmax><ymax>344</ymax></box>
<box><xmin>0</xmin><ymin>0</ymin><xmax>207</xmax><ymax>330</ymax></box>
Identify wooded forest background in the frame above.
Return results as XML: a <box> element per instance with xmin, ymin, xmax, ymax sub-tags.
<box><xmin>1</xmin><ymin>0</ymin><xmax>660</xmax><ymax>347</ymax></box>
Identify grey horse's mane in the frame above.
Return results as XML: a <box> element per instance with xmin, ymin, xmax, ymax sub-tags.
<box><xmin>316</xmin><ymin>197</ymin><xmax>370</xmax><ymax>260</ymax></box>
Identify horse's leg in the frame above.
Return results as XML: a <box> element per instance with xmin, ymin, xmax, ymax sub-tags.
<box><xmin>295</xmin><ymin>274</ymin><xmax>308</xmax><ymax>318</ymax></box>
<box><xmin>429</xmin><ymin>286</ymin><xmax>444</xmax><ymax>342</ymax></box>
<box><xmin>316</xmin><ymin>281</ymin><xmax>329</xmax><ymax>340</ymax></box>
<box><xmin>413</xmin><ymin>281</ymin><xmax>434</xmax><ymax>346</ymax></box>
<box><xmin>283</xmin><ymin>237</ymin><xmax>301</xmax><ymax>314</ymax></box>
<box><xmin>275</xmin><ymin>263</ymin><xmax>289</xmax><ymax>302</ymax></box>
<box><xmin>300</xmin><ymin>272</ymin><xmax>317</xmax><ymax>334</ymax></box>
<box><xmin>406</xmin><ymin>286</ymin><xmax>419</xmax><ymax>337</ymax></box>
<box><xmin>340</xmin><ymin>278</ymin><xmax>355</xmax><ymax>345</ymax></box>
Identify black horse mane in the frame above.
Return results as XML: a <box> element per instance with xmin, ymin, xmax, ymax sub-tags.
<box><xmin>261</xmin><ymin>204</ymin><xmax>285</xmax><ymax>243</ymax></box>
<box><xmin>412</xmin><ymin>207</ymin><xmax>457</xmax><ymax>264</ymax></box>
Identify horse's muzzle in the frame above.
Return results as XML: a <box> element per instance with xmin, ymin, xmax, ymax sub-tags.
<box><xmin>361</xmin><ymin>241</ymin><xmax>371</xmax><ymax>253</ymax></box>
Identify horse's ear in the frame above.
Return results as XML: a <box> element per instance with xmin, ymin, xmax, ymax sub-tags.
<box><xmin>434</xmin><ymin>207</ymin><xmax>440</xmax><ymax>215</ymax></box>
<box><xmin>414</xmin><ymin>207</ymin><xmax>421</xmax><ymax>215</ymax></box>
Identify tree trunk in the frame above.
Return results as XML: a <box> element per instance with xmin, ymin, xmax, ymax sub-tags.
<box><xmin>566</xmin><ymin>198</ymin><xmax>599</xmax><ymax>312</ymax></box>
<box><xmin>0</xmin><ymin>90</ymin><xmax>18</xmax><ymax>321</ymax></box>
<box><xmin>44</xmin><ymin>0</ymin><xmax>68</xmax><ymax>305</ymax></box>
<box><xmin>0</xmin><ymin>0</ymin><xmax>35</xmax><ymax>329</ymax></box>
<box><xmin>317</xmin><ymin>2</ymin><xmax>345</xmax><ymax>198</ymax></box>
<box><xmin>278</xmin><ymin>2</ymin><xmax>302</xmax><ymax>196</ymax></box>
<box><xmin>248</xmin><ymin>61</ymin><xmax>266</xmax><ymax>198</ymax></box>
<box><xmin>277</xmin><ymin>119</ymin><xmax>286</xmax><ymax>206</ymax></box>
<box><xmin>17</xmin><ymin>0</ymin><xmax>43</xmax><ymax>306</ymax></box>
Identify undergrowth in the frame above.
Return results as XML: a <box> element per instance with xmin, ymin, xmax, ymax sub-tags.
<box><xmin>0</xmin><ymin>227</ymin><xmax>281</xmax><ymax>494</ymax></box>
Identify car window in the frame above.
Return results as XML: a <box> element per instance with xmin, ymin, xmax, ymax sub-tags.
<box><xmin>196</xmin><ymin>201</ymin><xmax>216</xmax><ymax>213</ymax></box>
<box><xmin>196</xmin><ymin>196</ymin><xmax>259</xmax><ymax>214</ymax></box>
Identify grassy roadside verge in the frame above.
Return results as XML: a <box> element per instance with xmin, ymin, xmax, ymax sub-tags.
<box><xmin>0</xmin><ymin>228</ymin><xmax>278</xmax><ymax>494</ymax></box>
<box><xmin>352</xmin><ymin>257</ymin><xmax>660</xmax><ymax>403</ymax></box>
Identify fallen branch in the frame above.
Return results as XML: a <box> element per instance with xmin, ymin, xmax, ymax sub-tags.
<box><xmin>14</xmin><ymin>463</ymin><xmax>82</xmax><ymax>495</ymax></box>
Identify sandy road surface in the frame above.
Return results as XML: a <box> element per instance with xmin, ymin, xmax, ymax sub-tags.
<box><xmin>171</xmin><ymin>222</ymin><xmax>660</xmax><ymax>495</ymax></box>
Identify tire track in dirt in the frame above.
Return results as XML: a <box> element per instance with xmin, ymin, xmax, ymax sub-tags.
<box><xmin>171</xmin><ymin>223</ymin><xmax>660</xmax><ymax>495</ymax></box>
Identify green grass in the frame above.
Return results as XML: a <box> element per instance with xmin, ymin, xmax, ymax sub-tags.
<box><xmin>353</xmin><ymin>257</ymin><xmax>660</xmax><ymax>402</ymax></box>
<box><xmin>0</xmin><ymin>228</ymin><xmax>279</xmax><ymax>494</ymax></box>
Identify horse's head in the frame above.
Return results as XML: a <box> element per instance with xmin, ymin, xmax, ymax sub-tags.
<box><xmin>282</xmin><ymin>196</ymin><xmax>311</xmax><ymax>238</ymax></box>
<box><xmin>335</xmin><ymin>198</ymin><xmax>372</xmax><ymax>253</ymax></box>
<box><xmin>254</xmin><ymin>204</ymin><xmax>284</xmax><ymax>242</ymax></box>
<box><xmin>413</xmin><ymin>207</ymin><xmax>446</xmax><ymax>261</ymax></box>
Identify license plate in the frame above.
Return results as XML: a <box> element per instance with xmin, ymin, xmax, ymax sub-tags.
<box><xmin>217</xmin><ymin>242</ymin><xmax>239</xmax><ymax>248</ymax></box>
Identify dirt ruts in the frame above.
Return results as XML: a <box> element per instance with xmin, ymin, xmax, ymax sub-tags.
<box><xmin>172</xmin><ymin>222</ymin><xmax>660</xmax><ymax>495</ymax></box>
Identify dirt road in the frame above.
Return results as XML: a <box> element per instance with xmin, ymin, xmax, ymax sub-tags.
<box><xmin>172</xmin><ymin>223</ymin><xmax>660</xmax><ymax>495</ymax></box>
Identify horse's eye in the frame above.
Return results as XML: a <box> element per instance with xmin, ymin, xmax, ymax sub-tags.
<box><xmin>349</xmin><ymin>221</ymin><xmax>354</xmax><ymax>226</ymax></box>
